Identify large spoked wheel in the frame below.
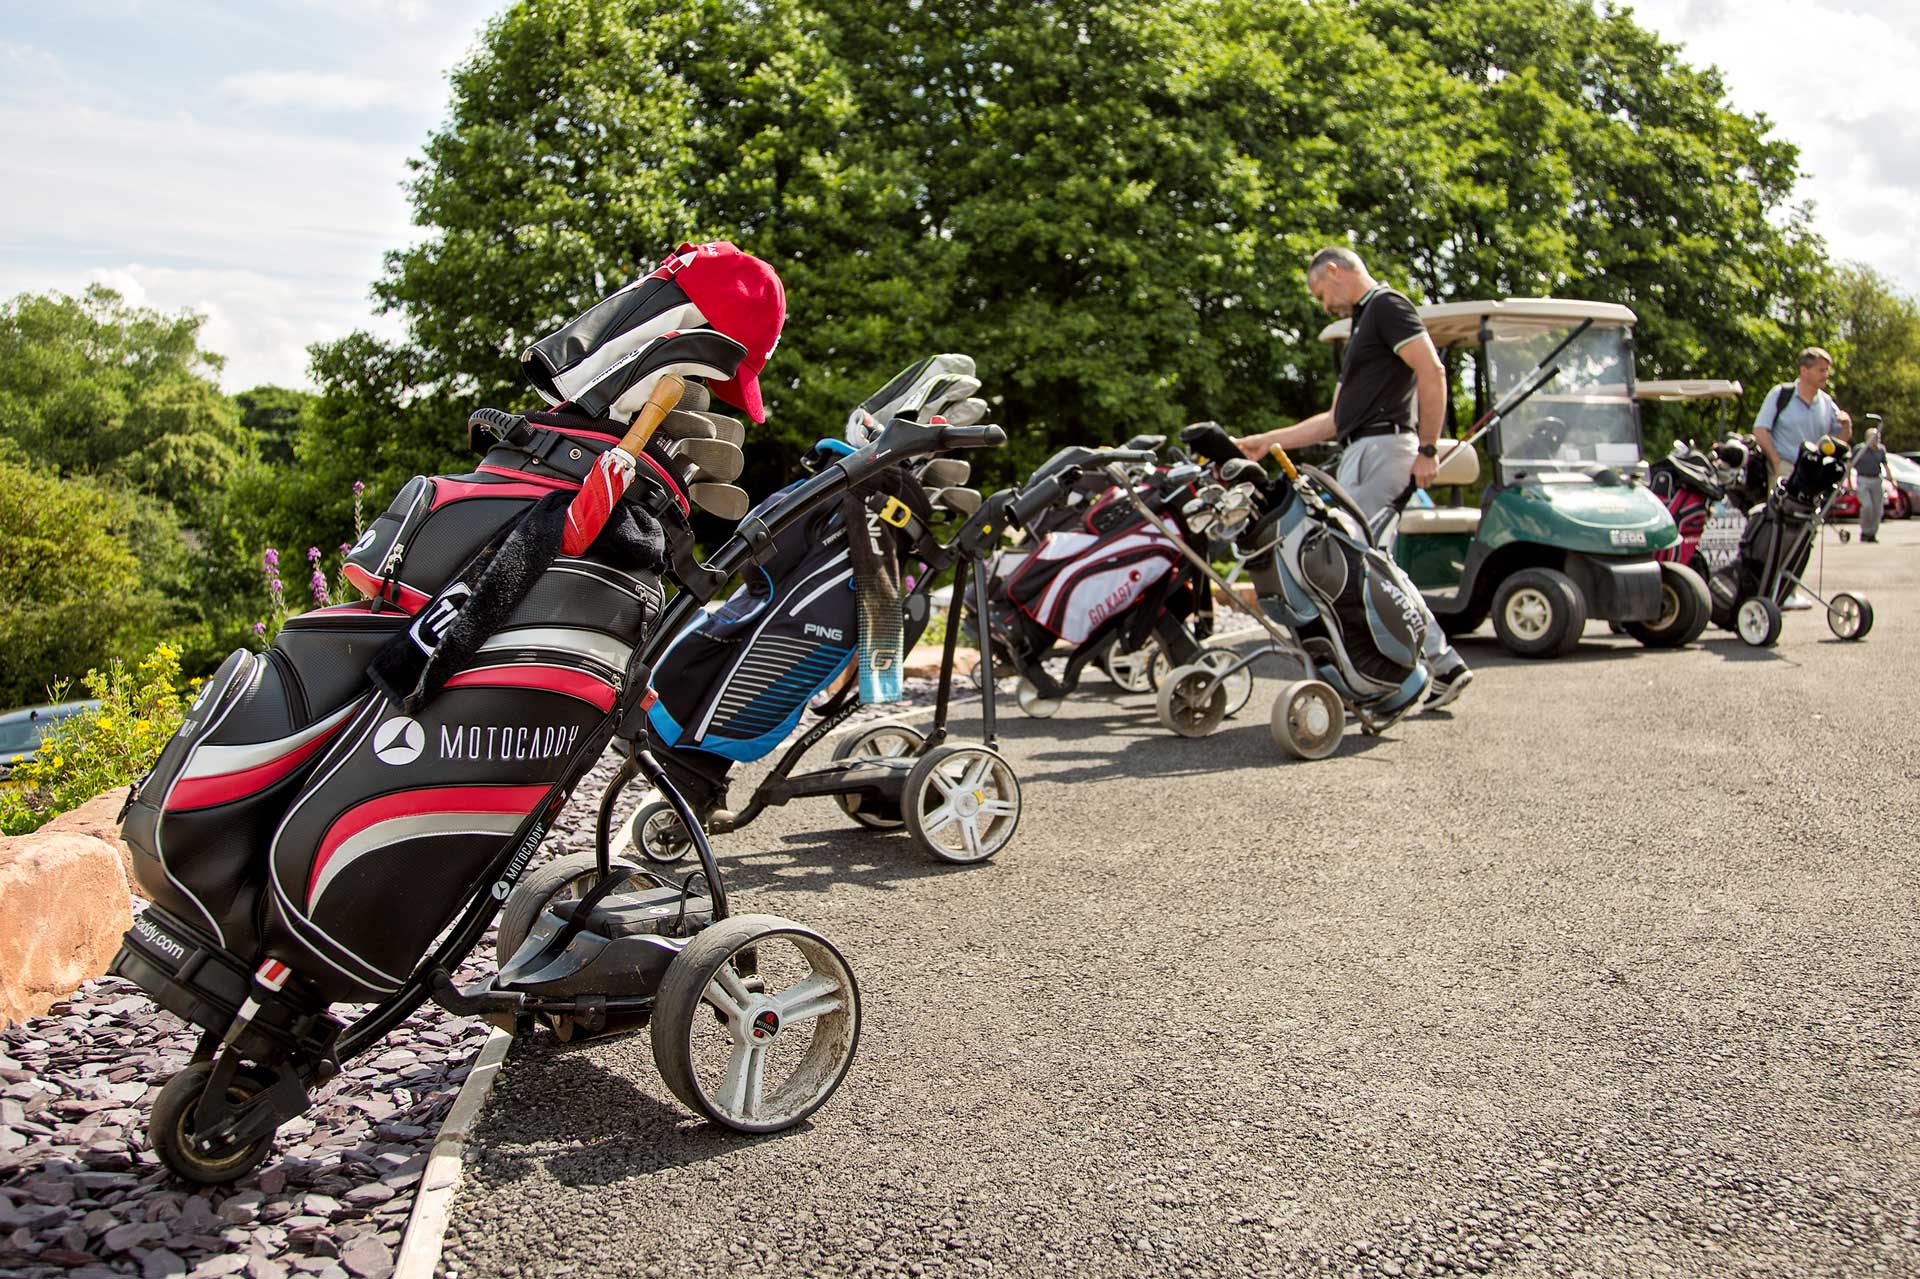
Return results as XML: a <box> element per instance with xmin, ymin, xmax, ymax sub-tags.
<box><xmin>1101</xmin><ymin>642</ymin><xmax>1157</xmax><ymax>693</ymax></box>
<box><xmin>1736</xmin><ymin>596</ymin><xmax>1783</xmax><ymax>647</ymax></box>
<box><xmin>1156</xmin><ymin>663</ymin><xmax>1229</xmax><ymax>738</ymax></box>
<box><xmin>1491</xmin><ymin>568</ymin><xmax>1587</xmax><ymax>658</ymax></box>
<box><xmin>1015</xmin><ymin>678</ymin><xmax>1063</xmax><ymax>719</ymax></box>
<box><xmin>150</xmin><ymin>1062</ymin><xmax>278</xmax><ymax>1185</ymax></box>
<box><xmin>830</xmin><ymin>723</ymin><xmax>925</xmax><ymax>828</ymax></box>
<box><xmin>1827</xmin><ymin>591</ymin><xmax>1874</xmax><ymax>641</ymax></box>
<box><xmin>497</xmin><ymin>852</ymin><xmax>654</xmax><ymax>969</ymax></box>
<box><xmin>629</xmin><ymin>798</ymin><xmax>695</xmax><ymax>866</ymax></box>
<box><xmin>902</xmin><ymin>743</ymin><xmax>1022</xmax><ymax>864</ymax></box>
<box><xmin>1270</xmin><ymin>679</ymin><xmax>1345</xmax><ymax>760</ymax></box>
<box><xmin>1624</xmin><ymin>562</ymin><xmax>1712</xmax><ymax>649</ymax></box>
<box><xmin>651</xmin><ymin>914</ymin><xmax>860</xmax><ymax>1133</ymax></box>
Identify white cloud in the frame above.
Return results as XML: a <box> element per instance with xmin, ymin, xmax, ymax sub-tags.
<box><xmin>1625</xmin><ymin>0</ymin><xmax>1920</xmax><ymax>297</ymax></box>
<box><xmin>217</xmin><ymin>69</ymin><xmax>418</xmax><ymax>113</ymax></box>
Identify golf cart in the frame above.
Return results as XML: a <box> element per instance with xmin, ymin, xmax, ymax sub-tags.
<box><xmin>1320</xmin><ymin>298</ymin><xmax>1682</xmax><ymax>658</ymax></box>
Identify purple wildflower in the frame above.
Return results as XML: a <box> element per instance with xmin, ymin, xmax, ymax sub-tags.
<box><xmin>309</xmin><ymin>569</ymin><xmax>330</xmax><ymax>607</ymax></box>
<box><xmin>253</xmin><ymin>621</ymin><xmax>267</xmax><ymax>635</ymax></box>
<box><xmin>352</xmin><ymin>480</ymin><xmax>366</xmax><ymax>495</ymax></box>
<box><xmin>262</xmin><ymin>547</ymin><xmax>280</xmax><ymax>572</ymax></box>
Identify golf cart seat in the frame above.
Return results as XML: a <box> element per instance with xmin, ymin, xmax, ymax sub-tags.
<box><xmin>1399</xmin><ymin>507</ymin><xmax>1482</xmax><ymax>536</ymax></box>
<box><xmin>1398</xmin><ymin>441</ymin><xmax>1482</xmax><ymax>536</ymax></box>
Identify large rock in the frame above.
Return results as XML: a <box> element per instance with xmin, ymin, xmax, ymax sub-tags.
<box><xmin>0</xmin><ymin>798</ymin><xmax>136</xmax><ymax>1026</ymax></box>
<box><xmin>42</xmin><ymin>789</ymin><xmax>145</xmax><ymax>900</ymax></box>
<box><xmin>904</xmin><ymin>644</ymin><xmax>979</xmax><ymax>681</ymax></box>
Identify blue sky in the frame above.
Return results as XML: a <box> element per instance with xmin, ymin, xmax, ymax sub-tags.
<box><xmin>3</xmin><ymin>0</ymin><xmax>1916</xmax><ymax>391</ymax></box>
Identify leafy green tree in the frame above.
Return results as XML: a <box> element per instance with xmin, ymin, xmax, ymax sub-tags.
<box><xmin>0</xmin><ymin>461</ymin><xmax>178</xmax><ymax>707</ymax></box>
<box><xmin>234</xmin><ymin>385</ymin><xmax>313</xmax><ymax>466</ymax></box>
<box><xmin>0</xmin><ymin>287</ymin><xmax>251</xmax><ymax>519</ymax></box>
<box><xmin>1829</xmin><ymin>263</ymin><xmax>1920</xmax><ymax>451</ymax></box>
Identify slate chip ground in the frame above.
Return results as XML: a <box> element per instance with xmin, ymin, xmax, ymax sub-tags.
<box><xmin>443</xmin><ymin>524</ymin><xmax>1920</xmax><ymax>1279</ymax></box>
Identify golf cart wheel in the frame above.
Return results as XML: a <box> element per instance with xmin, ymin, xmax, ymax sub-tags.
<box><xmin>1156</xmin><ymin>663</ymin><xmax>1229</xmax><ymax>738</ymax></box>
<box><xmin>1625</xmin><ymin>562</ymin><xmax>1711</xmax><ymax>649</ymax></box>
<box><xmin>630</xmin><ymin>799</ymin><xmax>695</xmax><ymax>866</ymax></box>
<box><xmin>1101</xmin><ymin>643</ymin><xmax>1157</xmax><ymax>693</ymax></box>
<box><xmin>1196</xmin><ymin>649</ymin><xmax>1255</xmax><ymax>719</ymax></box>
<box><xmin>1736</xmin><ymin>596</ymin><xmax>1783</xmax><ymax>647</ymax></box>
<box><xmin>1270</xmin><ymin>680</ymin><xmax>1344</xmax><ymax>760</ymax></box>
<box><xmin>1015</xmin><ymin>678</ymin><xmax>1063</xmax><ymax>719</ymax></box>
<box><xmin>829</xmin><ymin>723</ymin><xmax>925</xmax><ymax>829</ymax></box>
<box><xmin>497</xmin><ymin>852</ymin><xmax>653</xmax><ymax>969</ymax></box>
<box><xmin>902</xmin><ymin>743</ymin><xmax>1022</xmax><ymax>864</ymax></box>
<box><xmin>1491</xmin><ymin>568</ymin><xmax>1587</xmax><ymax>659</ymax></box>
<box><xmin>650</xmin><ymin>914</ymin><xmax>860</xmax><ymax>1133</ymax></box>
<box><xmin>1827</xmin><ymin>591</ymin><xmax>1874</xmax><ymax>641</ymax></box>
<box><xmin>150</xmin><ymin>1062</ymin><xmax>278</xmax><ymax>1185</ymax></box>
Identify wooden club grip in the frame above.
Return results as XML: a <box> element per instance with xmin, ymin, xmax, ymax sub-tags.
<box><xmin>614</xmin><ymin>374</ymin><xmax>687</xmax><ymax>456</ymax></box>
<box><xmin>1268</xmin><ymin>443</ymin><xmax>1300</xmax><ymax>481</ymax></box>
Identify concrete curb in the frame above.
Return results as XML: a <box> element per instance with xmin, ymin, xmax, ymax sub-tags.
<box><xmin>394</xmin><ymin>1027</ymin><xmax>514</xmax><ymax>1279</ymax></box>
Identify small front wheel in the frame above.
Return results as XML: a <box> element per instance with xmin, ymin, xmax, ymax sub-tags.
<box><xmin>1196</xmin><ymin>648</ymin><xmax>1255</xmax><ymax>718</ymax></box>
<box><xmin>830</xmin><ymin>723</ymin><xmax>926</xmax><ymax>828</ymax></box>
<box><xmin>629</xmin><ymin>799</ymin><xmax>695</xmax><ymax>866</ymax></box>
<box><xmin>1015</xmin><ymin>678</ymin><xmax>1063</xmax><ymax>719</ymax></box>
<box><xmin>1156</xmin><ymin>663</ymin><xmax>1229</xmax><ymax>738</ymax></box>
<box><xmin>903</xmin><ymin>744</ymin><xmax>1022</xmax><ymax>864</ymax></box>
<box><xmin>1736</xmin><ymin>596</ymin><xmax>1783</xmax><ymax>647</ymax></box>
<box><xmin>650</xmin><ymin>914</ymin><xmax>861</xmax><ymax>1133</ymax></box>
<box><xmin>1270</xmin><ymin>679</ymin><xmax>1344</xmax><ymax>760</ymax></box>
<box><xmin>1827</xmin><ymin>591</ymin><xmax>1873</xmax><ymax>641</ymax></box>
<box><xmin>150</xmin><ymin>1062</ymin><xmax>278</xmax><ymax>1185</ymax></box>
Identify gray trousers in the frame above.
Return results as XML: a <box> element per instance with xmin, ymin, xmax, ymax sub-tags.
<box><xmin>1335</xmin><ymin>433</ymin><xmax>1461</xmax><ymax>671</ymax></box>
<box><xmin>1859</xmin><ymin>475</ymin><xmax>1885</xmax><ymax>539</ymax></box>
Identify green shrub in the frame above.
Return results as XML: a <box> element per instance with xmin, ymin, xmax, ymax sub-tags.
<box><xmin>0</xmin><ymin>643</ymin><xmax>190</xmax><ymax>836</ymax></box>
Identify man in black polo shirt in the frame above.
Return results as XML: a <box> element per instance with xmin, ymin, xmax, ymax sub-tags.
<box><xmin>1232</xmin><ymin>246</ymin><xmax>1471</xmax><ymax>707</ymax></box>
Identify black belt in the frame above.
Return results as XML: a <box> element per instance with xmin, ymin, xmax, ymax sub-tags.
<box><xmin>1342</xmin><ymin>422</ymin><xmax>1411</xmax><ymax>443</ymax></box>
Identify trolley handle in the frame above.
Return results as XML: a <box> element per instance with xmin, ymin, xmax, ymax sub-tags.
<box><xmin>1009</xmin><ymin>473</ymin><xmax>1070</xmax><ymax>528</ymax></box>
<box><xmin>1268</xmin><ymin>443</ymin><xmax>1300</xmax><ymax>482</ymax></box>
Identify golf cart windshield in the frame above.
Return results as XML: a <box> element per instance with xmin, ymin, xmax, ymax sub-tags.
<box><xmin>1488</xmin><ymin>318</ymin><xmax>1639</xmax><ymax>479</ymax></box>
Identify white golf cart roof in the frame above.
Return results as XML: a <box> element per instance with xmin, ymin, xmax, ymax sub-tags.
<box><xmin>1318</xmin><ymin>297</ymin><xmax>1639</xmax><ymax>350</ymax></box>
<box><xmin>1633</xmin><ymin>378</ymin><xmax>1743</xmax><ymax>402</ymax></box>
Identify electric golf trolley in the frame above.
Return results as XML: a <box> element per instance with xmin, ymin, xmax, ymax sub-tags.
<box><xmin>107</xmin><ymin>277</ymin><xmax>1007</xmax><ymax>1180</ymax></box>
<box><xmin>629</xmin><ymin>354</ymin><xmax>1030</xmax><ymax>867</ymax></box>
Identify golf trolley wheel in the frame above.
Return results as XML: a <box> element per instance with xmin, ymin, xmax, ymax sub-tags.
<box><xmin>1491</xmin><ymin>568</ymin><xmax>1587</xmax><ymax>658</ymax></box>
<box><xmin>1270</xmin><ymin>679</ymin><xmax>1344</xmax><ymax>760</ymax></box>
<box><xmin>903</xmin><ymin>743</ymin><xmax>1022</xmax><ymax>864</ymax></box>
<box><xmin>1156</xmin><ymin>663</ymin><xmax>1230</xmax><ymax>738</ymax></box>
<box><xmin>650</xmin><ymin>914</ymin><xmax>861</xmax><ymax>1133</ymax></box>
<box><xmin>1827</xmin><ymin>591</ymin><xmax>1874</xmax><ymax>641</ymax></box>
<box><xmin>1015</xmin><ymin>678</ymin><xmax>1063</xmax><ymax>719</ymax></box>
<box><xmin>1736</xmin><ymin>596</ymin><xmax>1783</xmax><ymax>647</ymax></box>
<box><xmin>629</xmin><ymin>799</ymin><xmax>696</xmax><ymax>866</ymax></box>
<box><xmin>150</xmin><ymin>1062</ymin><xmax>278</xmax><ymax>1185</ymax></box>
<box><xmin>830</xmin><ymin>723</ymin><xmax>925</xmax><ymax>828</ymax></box>
<box><xmin>1196</xmin><ymin>649</ymin><xmax>1254</xmax><ymax>718</ymax></box>
<box><xmin>1101</xmin><ymin>643</ymin><xmax>1157</xmax><ymax>693</ymax></box>
<box><xmin>1625</xmin><ymin>562</ymin><xmax>1712</xmax><ymax>649</ymax></box>
<box><xmin>496</xmin><ymin>852</ymin><xmax>656</xmax><ymax>969</ymax></box>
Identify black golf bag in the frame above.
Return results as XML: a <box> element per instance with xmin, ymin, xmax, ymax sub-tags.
<box><xmin>1708</xmin><ymin>436</ymin><xmax>1848</xmax><ymax>620</ymax></box>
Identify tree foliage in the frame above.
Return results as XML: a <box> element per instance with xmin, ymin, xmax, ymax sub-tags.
<box><xmin>1829</xmin><ymin>263</ymin><xmax>1920</xmax><ymax>451</ymax></box>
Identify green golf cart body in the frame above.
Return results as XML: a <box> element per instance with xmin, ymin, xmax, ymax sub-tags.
<box><xmin>1319</xmin><ymin>298</ymin><xmax>1682</xmax><ymax>658</ymax></box>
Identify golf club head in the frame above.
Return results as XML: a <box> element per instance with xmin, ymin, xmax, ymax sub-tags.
<box><xmin>692</xmin><ymin>411</ymin><xmax>745</xmax><ymax>447</ymax></box>
<box><xmin>668</xmin><ymin>436</ymin><xmax>744</xmax><ymax>483</ymax></box>
<box><xmin>690</xmin><ymin>482</ymin><xmax>751</xmax><ymax>521</ymax></box>
<box><xmin>919</xmin><ymin>458</ymin><xmax>972</xmax><ymax>489</ymax></box>
<box><xmin>653</xmin><ymin>409</ymin><xmax>717</xmax><ymax>441</ymax></box>
<box><xmin>917</xmin><ymin>375</ymin><xmax>983</xmax><ymax>421</ymax></box>
<box><xmin>938</xmin><ymin>486</ymin><xmax>983</xmax><ymax>517</ymax></box>
<box><xmin>944</xmin><ymin>397</ymin><xmax>989</xmax><ymax>428</ymax></box>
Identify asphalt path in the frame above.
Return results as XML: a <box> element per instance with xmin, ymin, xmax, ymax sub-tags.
<box><xmin>444</xmin><ymin>522</ymin><xmax>1920</xmax><ymax>1279</ymax></box>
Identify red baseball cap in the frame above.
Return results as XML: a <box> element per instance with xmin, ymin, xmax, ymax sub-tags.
<box><xmin>648</xmin><ymin>241</ymin><xmax>785</xmax><ymax>422</ymax></box>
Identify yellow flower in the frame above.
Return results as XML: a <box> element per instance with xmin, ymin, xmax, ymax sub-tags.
<box><xmin>48</xmin><ymin>755</ymin><xmax>63</xmax><ymax>768</ymax></box>
<box><xmin>96</xmin><ymin>716</ymin><xmax>115</xmax><ymax>731</ymax></box>
<box><xmin>133</xmin><ymin>719</ymin><xmax>150</xmax><ymax>733</ymax></box>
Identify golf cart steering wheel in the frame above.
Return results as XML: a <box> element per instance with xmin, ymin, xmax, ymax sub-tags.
<box><xmin>1529</xmin><ymin>415</ymin><xmax>1572</xmax><ymax>456</ymax></box>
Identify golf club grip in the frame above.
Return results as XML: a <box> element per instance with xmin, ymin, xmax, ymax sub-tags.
<box><xmin>1009</xmin><ymin>475</ymin><xmax>1067</xmax><ymax>528</ymax></box>
<box><xmin>1268</xmin><ymin>444</ymin><xmax>1300</xmax><ymax>481</ymax></box>
<box><xmin>614</xmin><ymin>374</ymin><xmax>688</xmax><ymax>455</ymax></box>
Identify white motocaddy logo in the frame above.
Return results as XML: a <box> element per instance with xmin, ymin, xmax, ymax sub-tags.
<box><xmin>349</xmin><ymin>526</ymin><xmax>379</xmax><ymax>557</ymax></box>
<box><xmin>440</xmin><ymin>723</ymin><xmax>581</xmax><ymax>763</ymax></box>
<box><xmin>373</xmin><ymin>717</ymin><xmax>427</xmax><ymax>766</ymax></box>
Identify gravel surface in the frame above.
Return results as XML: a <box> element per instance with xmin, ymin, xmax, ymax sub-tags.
<box><xmin>444</xmin><ymin>524</ymin><xmax>1920</xmax><ymax>1279</ymax></box>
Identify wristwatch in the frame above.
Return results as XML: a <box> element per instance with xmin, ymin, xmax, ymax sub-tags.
<box><xmin>1417</xmin><ymin>442</ymin><xmax>1438</xmax><ymax>458</ymax></box>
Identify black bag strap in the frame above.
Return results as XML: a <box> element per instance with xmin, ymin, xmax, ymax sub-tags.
<box><xmin>1770</xmin><ymin>384</ymin><xmax>1796</xmax><ymax>432</ymax></box>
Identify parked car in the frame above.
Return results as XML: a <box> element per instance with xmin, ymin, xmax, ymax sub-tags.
<box><xmin>1887</xmin><ymin>453</ymin><xmax>1920</xmax><ymax>518</ymax></box>
<box><xmin>0</xmin><ymin>701</ymin><xmax>100</xmax><ymax>783</ymax></box>
<box><xmin>1831</xmin><ymin>475</ymin><xmax>1910</xmax><ymax>522</ymax></box>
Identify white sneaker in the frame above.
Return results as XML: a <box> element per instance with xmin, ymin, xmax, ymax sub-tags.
<box><xmin>1783</xmin><ymin>590</ymin><xmax>1815</xmax><ymax>612</ymax></box>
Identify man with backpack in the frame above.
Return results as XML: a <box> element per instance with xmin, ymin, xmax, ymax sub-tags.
<box><xmin>1754</xmin><ymin>347</ymin><xmax>1852</xmax><ymax>482</ymax></box>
